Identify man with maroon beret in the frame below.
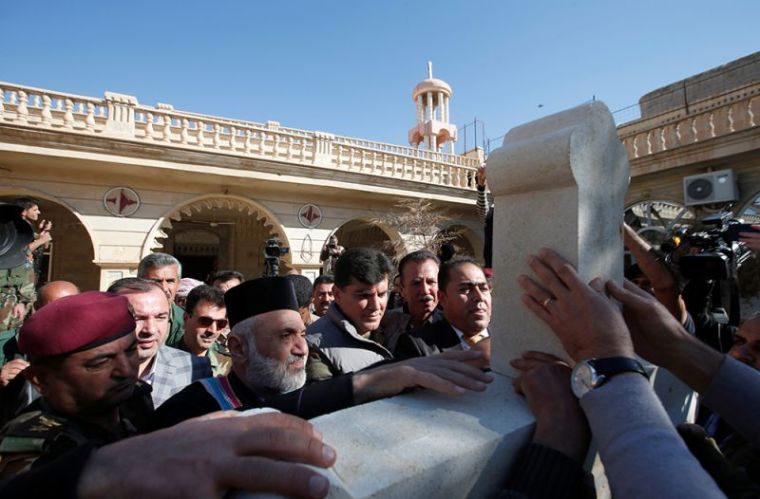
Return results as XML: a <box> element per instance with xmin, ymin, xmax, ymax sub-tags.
<box><xmin>0</xmin><ymin>291</ymin><xmax>149</xmax><ymax>481</ymax></box>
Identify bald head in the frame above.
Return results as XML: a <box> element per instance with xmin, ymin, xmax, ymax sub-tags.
<box><xmin>35</xmin><ymin>281</ymin><xmax>80</xmax><ymax>309</ymax></box>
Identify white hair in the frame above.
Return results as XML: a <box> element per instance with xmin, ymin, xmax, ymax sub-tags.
<box><xmin>232</xmin><ymin>316</ymin><xmax>306</xmax><ymax>394</ymax></box>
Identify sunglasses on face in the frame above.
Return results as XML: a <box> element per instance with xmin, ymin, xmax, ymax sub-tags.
<box><xmin>196</xmin><ymin>316</ymin><xmax>229</xmax><ymax>329</ymax></box>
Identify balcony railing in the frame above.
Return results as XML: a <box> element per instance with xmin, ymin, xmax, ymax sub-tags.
<box><xmin>0</xmin><ymin>82</ymin><xmax>480</xmax><ymax>190</ymax></box>
<box><xmin>618</xmin><ymin>92</ymin><xmax>759</xmax><ymax>161</ymax></box>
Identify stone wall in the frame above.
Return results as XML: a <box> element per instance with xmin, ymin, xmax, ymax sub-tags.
<box><xmin>639</xmin><ymin>51</ymin><xmax>759</xmax><ymax>118</ymax></box>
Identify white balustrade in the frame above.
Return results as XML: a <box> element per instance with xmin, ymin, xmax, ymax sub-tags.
<box><xmin>0</xmin><ymin>81</ymin><xmax>479</xmax><ymax>190</ymax></box>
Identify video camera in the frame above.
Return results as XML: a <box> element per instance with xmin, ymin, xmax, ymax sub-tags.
<box><xmin>661</xmin><ymin>212</ymin><xmax>754</xmax><ymax>281</ymax></box>
<box><xmin>263</xmin><ymin>237</ymin><xmax>290</xmax><ymax>277</ymax></box>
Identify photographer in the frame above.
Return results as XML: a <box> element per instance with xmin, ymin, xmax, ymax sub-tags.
<box><xmin>623</xmin><ymin>223</ymin><xmax>692</xmax><ymax>330</ymax></box>
<box><xmin>320</xmin><ymin>235</ymin><xmax>344</xmax><ymax>276</ymax></box>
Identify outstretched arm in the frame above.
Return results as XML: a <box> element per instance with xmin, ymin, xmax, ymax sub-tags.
<box><xmin>352</xmin><ymin>350</ymin><xmax>493</xmax><ymax>404</ymax></box>
<box><xmin>518</xmin><ymin>248</ymin><xmax>724</xmax><ymax>498</ymax></box>
<box><xmin>622</xmin><ymin>223</ymin><xmax>687</xmax><ymax>323</ymax></box>
<box><xmin>2</xmin><ymin>412</ymin><xmax>336</xmax><ymax>499</ymax></box>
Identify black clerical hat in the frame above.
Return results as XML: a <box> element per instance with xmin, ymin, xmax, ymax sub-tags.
<box><xmin>0</xmin><ymin>204</ymin><xmax>34</xmax><ymax>270</ymax></box>
<box><xmin>224</xmin><ymin>277</ymin><xmax>300</xmax><ymax>327</ymax></box>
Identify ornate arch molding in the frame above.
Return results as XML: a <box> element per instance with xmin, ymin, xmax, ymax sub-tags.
<box><xmin>141</xmin><ymin>194</ymin><xmax>290</xmax><ymax>259</ymax></box>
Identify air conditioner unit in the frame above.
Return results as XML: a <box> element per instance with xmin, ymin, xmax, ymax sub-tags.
<box><xmin>683</xmin><ymin>169</ymin><xmax>739</xmax><ymax>206</ymax></box>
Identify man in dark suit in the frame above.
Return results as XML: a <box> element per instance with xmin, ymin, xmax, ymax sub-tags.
<box><xmin>395</xmin><ymin>256</ymin><xmax>491</xmax><ymax>369</ymax></box>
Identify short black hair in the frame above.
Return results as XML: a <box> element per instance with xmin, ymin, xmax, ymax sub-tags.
<box><xmin>398</xmin><ymin>250</ymin><xmax>440</xmax><ymax>282</ymax></box>
<box><xmin>14</xmin><ymin>197</ymin><xmax>39</xmax><ymax>210</ymax></box>
<box><xmin>285</xmin><ymin>275</ymin><xmax>313</xmax><ymax>308</ymax></box>
<box><xmin>210</xmin><ymin>270</ymin><xmax>244</xmax><ymax>285</ymax></box>
<box><xmin>185</xmin><ymin>285</ymin><xmax>226</xmax><ymax>316</ymax></box>
<box><xmin>334</xmin><ymin>247</ymin><xmax>393</xmax><ymax>288</ymax></box>
<box><xmin>107</xmin><ymin>277</ymin><xmax>163</xmax><ymax>295</ymax></box>
<box><xmin>314</xmin><ymin>274</ymin><xmax>335</xmax><ymax>287</ymax></box>
<box><xmin>438</xmin><ymin>256</ymin><xmax>480</xmax><ymax>291</ymax></box>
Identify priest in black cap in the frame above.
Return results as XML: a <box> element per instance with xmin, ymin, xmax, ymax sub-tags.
<box><xmin>150</xmin><ymin>277</ymin><xmax>494</xmax><ymax>429</ymax></box>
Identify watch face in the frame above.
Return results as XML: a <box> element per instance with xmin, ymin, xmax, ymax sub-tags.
<box><xmin>571</xmin><ymin>363</ymin><xmax>594</xmax><ymax>398</ymax></box>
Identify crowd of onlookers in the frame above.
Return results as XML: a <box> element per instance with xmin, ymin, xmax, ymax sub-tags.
<box><xmin>0</xmin><ymin>196</ymin><xmax>759</xmax><ymax>498</ymax></box>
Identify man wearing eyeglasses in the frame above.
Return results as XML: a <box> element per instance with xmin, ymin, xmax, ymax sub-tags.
<box><xmin>180</xmin><ymin>285</ymin><xmax>231</xmax><ymax>376</ymax></box>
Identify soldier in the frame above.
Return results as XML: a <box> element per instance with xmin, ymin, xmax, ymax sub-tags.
<box><xmin>0</xmin><ymin>204</ymin><xmax>35</xmax><ymax>367</ymax></box>
<box><xmin>14</xmin><ymin>197</ymin><xmax>52</xmax><ymax>285</ymax></box>
<box><xmin>0</xmin><ymin>291</ymin><xmax>151</xmax><ymax>480</ymax></box>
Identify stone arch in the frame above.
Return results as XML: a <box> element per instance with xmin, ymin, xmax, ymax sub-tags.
<box><xmin>330</xmin><ymin>218</ymin><xmax>404</xmax><ymax>259</ymax></box>
<box><xmin>623</xmin><ymin>199</ymin><xmax>696</xmax><ymax>247</ymax></box>
<box><xmin>0</xmin><ymin>187</ymin><xmax>100</xmax><ymax>290</ymax></box>
<box><xmin>143</xmin><ymin>194</ymin><xmax>292</xmax><ymax>280</ymax></box>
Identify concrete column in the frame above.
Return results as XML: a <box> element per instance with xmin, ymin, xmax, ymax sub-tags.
<box><xmin>486</xmin><ymin>101</ymin><xmax>630</xmax><ymax>374</ymax></box>
<box><xmin>416</xmin><ymin>95</ymin><xmax>423</xmax><ymax>123</ymax></box>
<box><xmin>426</xmin><ymin>92</ymin><xmax>433</xmax><ymax>121</ymax></box>
<box><xmin>437</xmin><ymin>91</ymin><xmax>444</xmax><ymax>121</ymax></box>
<box><xmin>443</xmin><ymin>96</ymin><xmax>449</xmax><ymax>122</ymax></box>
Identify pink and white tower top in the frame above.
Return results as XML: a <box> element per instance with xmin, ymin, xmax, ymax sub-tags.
<box><xmin>408</xmin><ymin>61</ymin><xmax>458</xmax><ymax>153</ymax></box>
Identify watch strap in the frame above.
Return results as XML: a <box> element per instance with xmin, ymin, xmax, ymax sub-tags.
<box><xmin>589</xmin><ymin>357</ymin><xmax>648</xmax><ymax>381</ymax></box>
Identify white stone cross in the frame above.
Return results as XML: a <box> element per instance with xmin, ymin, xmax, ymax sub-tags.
<box><xmin>487</xmin><ymin>101</ymin><xmax>629</xmax><ymax>374</ymax></box>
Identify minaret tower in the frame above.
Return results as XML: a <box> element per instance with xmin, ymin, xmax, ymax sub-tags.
<box><xmin>408</xmin><ymin>61</ymin><xmax>457</xmax><ymax>153</ymax></box>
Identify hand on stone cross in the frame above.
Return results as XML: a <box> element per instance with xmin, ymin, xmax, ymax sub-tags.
<box><xmin>78</xmin><ymin>412</ymin><xmax>336</xmax><ymax>499</ymax></box>
<box><xmin>352</xmin><ymin>349</ymin><xmax>493</xmax><ymax>404</ymax></box>
<box><xmin>517</xmin><ymin>248</ymin><xmax>635</xmax><ymax>362</ymax></box>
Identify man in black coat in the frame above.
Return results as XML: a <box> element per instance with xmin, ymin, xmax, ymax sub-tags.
<box><xmin>395</xmin><ymin>256</ymin><xmax>491</xmax><ymax>369</ymax></box>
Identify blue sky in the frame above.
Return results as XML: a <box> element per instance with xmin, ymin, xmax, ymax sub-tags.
<box><xmin>2</xmin><ymin>1</ymin><xmax>757</xmax><ymax>153</ymax></box>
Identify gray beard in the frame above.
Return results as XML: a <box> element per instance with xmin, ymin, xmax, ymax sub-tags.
<box><xmin>243</xmin><ymin>346</ymin><xmax>306</xmax><ymax>394</ymax></box>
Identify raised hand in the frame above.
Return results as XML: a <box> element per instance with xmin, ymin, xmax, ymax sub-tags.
<box><xmin>518</xmin><ymin>248</ymin><xmax>634</xmax><ymax>361</ymax></box>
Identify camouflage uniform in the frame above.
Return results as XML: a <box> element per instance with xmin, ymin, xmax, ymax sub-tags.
<box><xmin>0</xmin><ymin>258</ymin><xmax>36</xmax><ymax>335</ymax></box>
<box><xmin>0</xmin><ymin>385</ymin><xmax>151</xmax><ymax>481</ymax></box>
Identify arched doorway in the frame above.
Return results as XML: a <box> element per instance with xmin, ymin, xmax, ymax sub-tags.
<box><xmin>146</xmin><ymin>197</ymin><xmax>291</xmax><ymax>280</ymax></box>
<box><xmin>332</xmin><ymin>219</ymin><xmax>401</xmax><ymax>259</ymax></box>
<box><xmin>0</xmin><ymin>194</ymin><xmax>99</xmax><ymax>290</ymax></box>
<box><xmin>736</xmin><ymin>191</ymin><xmax>760</xmax><ymax>313</ymax></box>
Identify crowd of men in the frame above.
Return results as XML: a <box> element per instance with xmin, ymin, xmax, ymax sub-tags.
<box><xmin>0</xmin><ymin>196</ymin><xmax>760</xmax><ymax>498</ymax></box>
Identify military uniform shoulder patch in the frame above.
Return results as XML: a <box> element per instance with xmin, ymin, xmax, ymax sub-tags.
<box><xmin>0</xmin><ymin>411</ymin><xmax>67</xmax><ymax>453</ymax></box>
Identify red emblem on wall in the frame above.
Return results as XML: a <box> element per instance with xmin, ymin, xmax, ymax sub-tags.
<box><xmin>298</xmin><ymin>204</ymin><xmax>322</xmax><ymax>229</ymax></box>
<box><xmin>103</xmin><ymin>187</ymin><xmax>140</xmax><ymax>217</ymax></box>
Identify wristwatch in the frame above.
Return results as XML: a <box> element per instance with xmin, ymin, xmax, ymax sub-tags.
<box><xmin>570</xmin><ymin>357</ymin><xmax>648</xmax><ymax>399</ymax></box>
